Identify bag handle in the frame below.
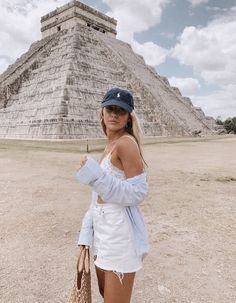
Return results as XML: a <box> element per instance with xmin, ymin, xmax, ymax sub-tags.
<box><xmin>77</xmin><ymin>246</ymin><xmax>90</xmax><ymax>272</ymax></box>
<box><xmin>76</xmin><ymin>246</ymin><xmax>90</xmax><ymax>290</ymax></box>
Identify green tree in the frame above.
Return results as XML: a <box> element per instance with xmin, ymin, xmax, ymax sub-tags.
<box><xmin>224</xmin><ymin>117</ymin><xmax>236</xmax><ymax>134</ymax></box>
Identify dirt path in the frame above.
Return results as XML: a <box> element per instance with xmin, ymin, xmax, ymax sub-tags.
<box><xmin>0</xmin><ymin>136</ymin><xmax>235</xmax><ymax>302</ymax></box>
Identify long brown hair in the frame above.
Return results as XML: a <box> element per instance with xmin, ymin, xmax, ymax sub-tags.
<box><xmin>100</xmin><ymin>108</ymin><xmax>148</xmax><ymax>167</ymax></box>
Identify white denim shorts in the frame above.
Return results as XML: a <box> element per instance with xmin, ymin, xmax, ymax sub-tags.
<box><xmin>92</xmin><ymin>201</ymin><xmax>142</xmax><ymax>282</ymax></box>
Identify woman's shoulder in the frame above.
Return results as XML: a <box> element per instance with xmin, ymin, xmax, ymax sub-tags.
<box><xmin>116</xmin><ymin>134</ymin><xmax>140</xmax><ymax>157</ymax></box>
<box><xmin>117</xmin><ymin>134</ymin><xmax>138</xmax><ymax>148</ymax></box>
<box><xmin>115</xmin><ymin>134</ymin><xmax>144</xmax><ymax>176</ymax></box>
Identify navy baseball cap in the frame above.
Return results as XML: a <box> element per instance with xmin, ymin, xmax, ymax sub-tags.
<box><xmin>101</xmin><ymin>88</ymin><xmax>134</xmax><ymax>113</ymax></box>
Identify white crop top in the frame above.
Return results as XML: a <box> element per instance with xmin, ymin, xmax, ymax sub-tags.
<box><xmin>100</xmin><ymin>151</ymin><xmax>126</xmax><ymax>180</ymax></box>
<box><xmin>99</xmin><ymin>135</ymin><xmax>140</xmax><ymax>180</ymax></box>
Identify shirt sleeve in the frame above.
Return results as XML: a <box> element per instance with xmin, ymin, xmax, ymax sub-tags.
<box><xmin>77</xmin><ymin>202</ymin><xmax>94</xmax><ymax>246</ymax></box>
<box><xmin>76</xmin><ymin>158</ymin><xmax>148</xmax><ymax>207</ymax></box>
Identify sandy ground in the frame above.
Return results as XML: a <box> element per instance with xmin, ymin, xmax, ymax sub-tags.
<box><xmin>0</xmin><ymin>136</ymin><xmax>235</xmax><ymax>303</ymax></box>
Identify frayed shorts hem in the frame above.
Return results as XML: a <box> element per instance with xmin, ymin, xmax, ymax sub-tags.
<box><xmin>94</xmin><ymin>263</ymin><xmax>142</xmax><ymax>284</ymax></box>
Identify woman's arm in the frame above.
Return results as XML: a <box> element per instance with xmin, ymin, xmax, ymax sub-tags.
<box><xmin>115</xmin><ymin>135</ymin><xmax>144</xmax><ymax>178</ymax></box>
<box><xmin>76</xmin><ymin>137</ymin><xmax>148</xmax><ymax>206</ymax></box>
<box><xmin>76</xmin><ymin>158</ymin><xmax>148</xmax><ymax>207</ymax></box>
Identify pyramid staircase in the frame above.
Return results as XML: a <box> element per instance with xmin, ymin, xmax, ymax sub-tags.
<box><xmin>0</xmin><ymin>23</ymin><xmax>217</xmax><ymax>138</ymax></box>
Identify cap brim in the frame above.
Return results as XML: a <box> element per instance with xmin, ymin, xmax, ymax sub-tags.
<box><xmin>101</xmin><ymin>99</ymin><xmax>133</xmax><ymax>113</ymax></box>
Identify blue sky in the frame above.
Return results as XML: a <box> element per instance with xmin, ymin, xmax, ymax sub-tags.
<box><xmin>0</xmin><ymin>0</ymin><xmax>236</xmax><ymax>120</ymax></box>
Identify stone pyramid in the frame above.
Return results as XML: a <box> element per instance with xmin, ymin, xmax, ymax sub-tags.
<box><xmin>0</xmin><ymin>0</ymin><xmax>218</xmax><ymax>139</ymax></box>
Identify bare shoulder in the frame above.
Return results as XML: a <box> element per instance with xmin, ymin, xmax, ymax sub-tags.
<box><xmin>116</xmin><ymin>135</ymin><xmax>139</xmax><ymax>155</ymax></box>
<box><xmin>116</xmin><ymin>135</ymin><xmax>143</xmax><ymax>177</ymax></box>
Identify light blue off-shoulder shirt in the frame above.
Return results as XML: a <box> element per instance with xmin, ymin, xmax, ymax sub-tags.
<box><xmin>76</xmin><ymin>157</ymin><xmax>150</xmax><ymax>260</ymax></box>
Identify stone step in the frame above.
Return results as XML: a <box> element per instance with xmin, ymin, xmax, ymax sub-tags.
<box><xmin>0</xmin><ymin>22</ymin><xmax>217</xmax><ymax>138</ymax></box>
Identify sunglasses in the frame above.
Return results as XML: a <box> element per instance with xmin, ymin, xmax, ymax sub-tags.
<box><xmin>105</xmin><ymin>105</ymin><xmax>127</xmax><ymax>115</ymax></box>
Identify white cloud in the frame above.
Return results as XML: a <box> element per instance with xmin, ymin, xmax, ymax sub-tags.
<box><xmin>0</xmin><ymin>0</ymin><xmax>68</xmax><ymax>74</ymax></box>
<box><xmin>104</xmin><ymin>0</ymin><xmax>169</xmax><ymax>34</ymax></box>
<box><xmin>171</xmin><ymin>8</ymin><xmax>236</xmax><ymax>86</ymax></box>
<box><xmin>0</xmin><ymin>56</ymin><xmax>13</xmax><ymax>73</ymax></box>
<box><xmin>160</xmin><ymin>31</ymin><xmax>175</xmax><ymax>40</ymax></box>
<box><xmin>188</xmin><ymin>0</ymin><xmax>209</xmax><ymax>7</ymax></box>
<box><xmin>206</xmin><ymin>6</ymin><xmax>228</xmax><ymax>13</ymax></box>
<box><xmin>168</xmin><ymin>77</ymin><xmax>200</xmax><ymax>95</ymax></box>
<box><xmin>192</xmin><ymin>85</ymin><xmax>236</xmax><ymax>120</ymax></box>
<box><xmin>132</xmin><ymin>41</ymin><xmax>169</xmax><ymax>66</ymax></box>
<box><xmin>103</xmin><ymin>0</ymin><xmax>169</xmax><ymax>66</ymax></box>
<box><xmin>171</xmin><ymin>7</ymin><xmax>236</xmax><ymax>118</ymax></box>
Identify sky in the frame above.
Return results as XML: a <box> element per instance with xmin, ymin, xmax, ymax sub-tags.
<box><xmin>0</xmin><ymin>0</ymin><xmax>236</xmax><ymax>120</ymax></box>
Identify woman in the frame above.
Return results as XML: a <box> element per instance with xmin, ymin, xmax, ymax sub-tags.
<box><xmin>76</xmin><ymin>88</ymin><xmax>149</xmax><ymax>303</ymax></box>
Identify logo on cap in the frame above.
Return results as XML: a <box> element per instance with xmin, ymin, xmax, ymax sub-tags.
<box><xmin>101</xmin><ymin>88</ymin><xmax>134</xmax><ymax>113</ymax></box>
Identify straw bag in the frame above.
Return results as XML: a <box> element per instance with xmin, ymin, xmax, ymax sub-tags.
<box><xmin>69</xmin><ymin>246</ymin><xmax>92</xmax><ymax>303</ymax></box>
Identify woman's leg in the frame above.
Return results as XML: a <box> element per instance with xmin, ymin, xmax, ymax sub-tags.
<box><xmin>104</xmin><ymin>271</ymin><xmax>136</xmax><ymax>303</ymax></box>
<box><xmin>95</xmin><ymin>265</ymin><xmax>105</xmax><ymax>298</ymax></box>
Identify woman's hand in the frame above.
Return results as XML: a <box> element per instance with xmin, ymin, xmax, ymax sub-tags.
<box><xmin>78</xmin><ymin>245</ymin><xmax>89</xmax><ymax>250</ymax></box>
<box><xmin>78</xmin><ymin>155</ymin><xmax>88</xmax><ymax>170</ymax></box>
